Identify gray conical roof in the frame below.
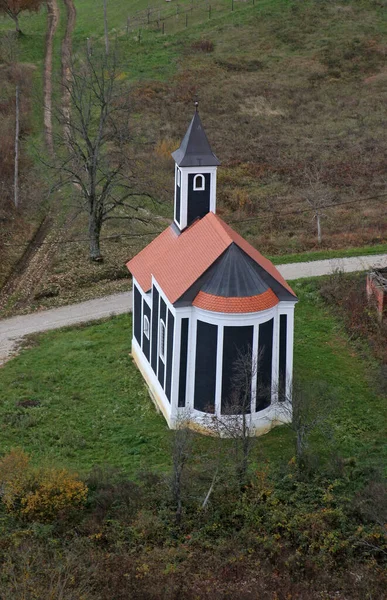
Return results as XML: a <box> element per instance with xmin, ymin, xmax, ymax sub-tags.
<box><xmin>201</xmin><ymin>244</ymin><xmax>269</xmax><ymax>297</ymax></box>
<box><xmin>172</xmin><ymin>111</ymin><xmax>220</xmax><ymax>167</ymax></box>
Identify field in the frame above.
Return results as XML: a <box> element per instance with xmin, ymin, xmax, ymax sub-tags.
<box><xmin>0</xmin><ymin>281</ymin><xmax>385</xmax><ymax>476</ymax></box>
<box><xmin>0</xmin><ymin>283</ymin><xmax>386</xmax><ymax>597</ymax></box>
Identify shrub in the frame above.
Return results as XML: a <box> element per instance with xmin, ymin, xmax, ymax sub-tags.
<box><xmin>191</xmin><ymin>40</ymin><xmax>214</xmax><ymax>53</ymax></box>
<box><xmin>0</xmin><ymin>449</ymin><xmax>88</xmax><ymax>522</ymax></box>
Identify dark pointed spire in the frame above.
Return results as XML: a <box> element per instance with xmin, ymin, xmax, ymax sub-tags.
<box><xmin>172</xmin><ymin>109</ymin><xmax>220</xmax><ymax>167</ymax></box>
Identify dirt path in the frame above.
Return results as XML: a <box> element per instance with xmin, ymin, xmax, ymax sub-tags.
<box><xmin>61</xmin><ymin>0</ymin><xmax>76</xmax><ymax>142</ymax></box>
<box><xmin>44</xmin><ymin>0</ymin><xmax>60</xmax><ymax>155</ymax></box>
<box><xmin>0</xmin><ymin>211</ymin><xmax>79</xmax><ymax>317</ymax></box>
<box><xmin>0</xmin><ymin>252</ymin><xmax>386</xmax><ymax>367</ymax></box>
<box><xmin>0</xmin><ymin>292</ymin><xmax>131</xmax><ymax>366</ymax></box>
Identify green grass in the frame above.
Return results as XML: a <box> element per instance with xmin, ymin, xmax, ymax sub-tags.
<box><xmin>0</xmin><ymin>285</ymin><xmax>385</xmax><ymax>476</ymax></box>
<box><xmin>270</xmin><ymin>243</ymin><xmax>387</xmax><ymax>265</ymax></box>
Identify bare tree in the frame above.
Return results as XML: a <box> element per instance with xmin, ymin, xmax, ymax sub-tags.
<box><xmin>301</xmin><ymin>166</ymin><xmax>335</xmax><ymax>245</ymax></box>
<box><xmin>274</xmin><ymin>380</ymin><xmax>335</xmax><ymax>469</ymax></box>
<box><xmin>206</xmin><ymin>348</ymin><xmax>259</xmax><ymax>487</ymax></box>
<box><xmin>51</xmin><ymin>47</ymin><xmax>155</xmax><ymax>261</ymax></box>
<box><xmin>170</xmin><ymin>416</ymin><xmax>193</xmax><ymax>525</ymax></box>
<box><xmin>0</xmin><ymin>0</ymin><xmax>43</xmax><ymax>34</ymax></box>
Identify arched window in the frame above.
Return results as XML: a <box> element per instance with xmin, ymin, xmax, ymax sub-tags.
<box><xmin>193</xmin><ymin>174</ymin><xmax>205</xmax><ymax>191</ymax></box>
<box><xmin>177</xmin><ymin>168</ymin><xmax>181</xmax><ymax>187</ymax></box>
<box><xmin>159</xmin><ymin>320</ymin><xmax>166</xmax><ymax>362</ymax></box>
<box><xmin>143</xmin><ymin>315</ymin><xmax>150</xmax><ymax>339</ymax></box>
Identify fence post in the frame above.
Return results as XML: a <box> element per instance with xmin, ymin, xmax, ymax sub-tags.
<box><xmin>186</xmin><ymin>13</ymin><xmax>188</xmax><ymax>27</ymax></box>
<box><xmin>147</xmin><ymin>7</ymin><xmax>150</xmax><ymax>24</ymax></box>
<box><xmin>232</xmin><ymin>0</ymin><xmax>234</xmax><ymax>11</ymax></box>
<box><xmin>209</xmin><ymin>4</ymin><xmax>211</xmax><ymax>18</ymax></box>
<box><xmin>126</xmin><ymin>16</ymin><xmax>130</xmax><ymax>35</ymax></box>
<box><xmin>162</xmin><ymin>20</ymin><xmax>165</xmax><ymax>34</ymax></box>
<box><xmin>138</xmin><ymin>28</ymin><xmax>141</xmax><ymax>43</ymax></box>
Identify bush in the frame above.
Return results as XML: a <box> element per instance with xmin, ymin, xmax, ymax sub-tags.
<box><xmin>191</xmin><ymin>40</ymin><xmax>214</xmax><ymax>53</ymax></box>
<box><xmin>0</xmin><ymin>449</ymin><xmax>88</xmax><ymax>522</ymax></box>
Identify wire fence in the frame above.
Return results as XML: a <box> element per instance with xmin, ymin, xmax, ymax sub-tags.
<box><xmin>125</xmin><ymin>0</ymin><xmax>257</xmax><ymax>39</ymax></box>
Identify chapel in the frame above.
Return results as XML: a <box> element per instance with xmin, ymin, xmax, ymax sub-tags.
<box><xmin>127</xmin><ymin>106</ymin><xmax>297</xmax><ymax>434</ymax></box>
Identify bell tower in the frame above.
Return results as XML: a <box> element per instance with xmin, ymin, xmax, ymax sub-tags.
<box><xmin>172</xmin><ymin>103</ymin><xmax>220</xmax><ymax>232</ymax></box>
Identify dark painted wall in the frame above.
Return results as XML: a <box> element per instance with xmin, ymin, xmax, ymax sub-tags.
<box><xmin>158</xmin><ymin>298</ymin><xmax>167</xmax><ymax>388</ymax></box>
<box><xmin>134</xmin><ymin>286</ymin><xmax>142</xmax><ymax>345</ymax></box>
<box><xmin>256</xmin><ymin>318</ymin><xmax>274</xmax><ymax>412</ymax></box>
<box><xmin>279</xmin><ymin>314</ymin><xmax>287</xmax><ymax>399</ymax></box>
<box><xmin>178</xmin><ymin>319</ymin><xmax>189</xmax><ymax>408</ymax></box>
<box><xmin>221</xmin><ymin>326</ymin><xmax>253</xmax><ymax>414</ymax></box>
<box><xmin>187</xmin><ymin>173</ymin><xmax>211</xmax><ymax>226</ymax></box>
<box><xmin>142</xmin><ymin>301</ymin><xmax>151</xmax><ymax>361</ymax></box>
<box><xmin>151</xmin><ymin>287</ymin><xmax>159</xmax><ymax>374</ymax></box>
<box><xmin>194</xmin><ymin>320</ymin><xmax>217</xmax><ymax>412</ymax></box>
<box><xmin>165</xmin><ymin>310</ymin><xmax>175</xmax><ymax>401</ymax></box>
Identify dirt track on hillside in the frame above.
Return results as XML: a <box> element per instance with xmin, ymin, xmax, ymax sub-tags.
<box><xmin>44</xmin><ymin>0</ymin><xmax>60</xmax><ymax>154</ymax></box>
<box><xmin>61</xmin><ymin>0</ymin><xmax>76</xmax><ymax>142</ymax></box>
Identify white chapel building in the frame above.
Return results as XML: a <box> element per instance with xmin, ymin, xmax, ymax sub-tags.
<box><xmin>127</xmin><ymin>108</ymin><xmax>297</xmax><ymax>435</ymax></box>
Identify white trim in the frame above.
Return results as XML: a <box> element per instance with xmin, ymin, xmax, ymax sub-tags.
<box><xmin>251</xmin><ymin>323</ymin><xmax>259</xmax><ymax>413</ymax></box>
<box><xmin>214</xmin><ymin>325</ymin><xmax>224</xmax><ymax>415</ymax></box>
<box><xmin>193</xmin><ymin>174</ymin><xmax>205</xmax><ymax>191</ymax></box>
<box><xmin>132</xmin><ymin>337</ymin><xmax>172</xmax><ymax>426</ymax></box>
<box><xmin>143</xmin><ymin>314</ymin><xmax>150</xmax><ymax>339</ymax></box>
<box><xmin>159</xmin><ymin>319</ymin><xmax>166</xmax><ymax>362</ymax></box>
<box><xmin>174</xmin><ymin>165</ymin><xmax>218</xmax><ymax>231</ymax></box>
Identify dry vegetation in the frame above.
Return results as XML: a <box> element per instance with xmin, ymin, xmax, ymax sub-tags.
<box><xmin>0</xmin><ymin>38</ymin><xmax>43</xmax><ymax>290</ymax></box>
<box><xmin>319</xmin><ymin>270</ymin><xmax>387</xmax><ymax>366</ymax></box>
<box><xmin>1</xmin><ymin>0</ymin><xmax>387</xmax><ymax>314</ymax></box>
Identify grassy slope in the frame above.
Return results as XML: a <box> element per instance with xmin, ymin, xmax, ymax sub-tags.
<box><xmin>1</xmin><ymin>0</ymin><xmax>387</xmax><ymax>315</ymax></box>
<box><xmin>270</xmin><ymin>242</ymin><xmax>387</xmax><ymax>265</ymax></box>
<box><xmin>0</xmin><ymin>284</ymin><xmax>385</xmax><ymax>476</ymax></box>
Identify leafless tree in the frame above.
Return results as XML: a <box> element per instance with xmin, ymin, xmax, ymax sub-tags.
<box><xmin>301</xmin><ymin>166</ymin><xmax>335</xmax><ymax>245</ymax></box>
<box><xmin>170</xmin><ymin>415</ymin><xmax>193</xmax><ymax>524</ymax></box>
<box><xmin>51</xmin><ymin>47</ymin><xmax>155</xmax><ymax>261</ymax></box>
<box><xmin>274</xmin><ymin>380</ymin><xmax>335</xmax><ymax>469</ymax></box>
<box><xmin>206</xmin><ymin>348</ymin><xmax>260</xmax><ymax>487</ymax></box>
<box><xmin>0</xmin><ymin>0</ymin><xmax>43</xmax><ymax>34</ymax></box>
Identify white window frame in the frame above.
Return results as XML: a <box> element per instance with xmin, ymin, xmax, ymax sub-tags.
<box><xmin>193</xmin><ymin>174</ymin><xmax>205</xmax><ymax>191</ymax></box>
<box><xmin>159</xmin><ymin>319</ymin><xmax>166</xmax><ymax>362</ymax></box>
<box><xmin>143</xmin><ymin>314</ymin><xmax>150</xmax><ymax>339</ymax></box>
<box><xmin>177</xmin><ymin>167</ymin><xmax>181</xmax><ymax>187</ymax></box>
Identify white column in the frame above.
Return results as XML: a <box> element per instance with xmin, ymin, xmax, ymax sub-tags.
<box><xmin>271</xmin><ymin>310</ymin><xmax>280</xmax><ymax>404</ymax></box>
<box><xmin>286</xmin><ymin>308</ymin><xmax>295</xmax><ymax>399</ymax></box>
<box><xmin>214</xmin><ymin>325</ymin><xmax>224</xmax><ymax>416</ymax></box>
<box><xmin>170</xmin><ymin>316</ymin><xmax>181</xmax><ymax>425</ymax></box>
<box><xmin>185</xmin><ymin>315</ymin><xmax>197</xmax><ymax>412</ymax></box>
<box><xmin>251</xmin><ymin>323</ymin><xmax>259</xmax><ymax>413</ymax></box>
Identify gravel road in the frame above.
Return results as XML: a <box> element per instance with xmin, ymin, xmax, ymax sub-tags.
<box><xmin>0</xmin><ymin>292</ymin><xmax>131</xmax><ymax>366</ymax></box>
<box><xmin>0</xmin><ymin>253</ymin><xmax>386</xmax><ymax>366</ymax></box>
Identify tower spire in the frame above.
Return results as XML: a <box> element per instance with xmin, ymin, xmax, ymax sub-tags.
<box><xmin>172</xmin><ymin>108</ymin><xmax>219</xmax><ymax>231</ymax></box>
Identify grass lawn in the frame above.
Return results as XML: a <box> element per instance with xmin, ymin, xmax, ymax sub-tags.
<box><xmin>0</xmin><ymin>282</ymin><xmax>385</xmax><ymax>477</ymax></box>
<box><xmin>270</xmin><ymin>242</ymin><xmax>387</xmax><ymax>265</ymax></box>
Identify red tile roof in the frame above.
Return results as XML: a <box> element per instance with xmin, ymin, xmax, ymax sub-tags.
<box><xmin>193</xmin><ymin>289</ymin><xmax>279</xmax><ymax>313</ymax></box>
<box><xmin>127</xmin><ymin>212</ymin><xmax>296</xmax><ymax>304</ymax></box>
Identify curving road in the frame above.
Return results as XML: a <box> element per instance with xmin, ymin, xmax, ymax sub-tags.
<box><xmin>0</xmin><ymin>253</ymin><xmax>386</xmax><ymax>366</ymax></box>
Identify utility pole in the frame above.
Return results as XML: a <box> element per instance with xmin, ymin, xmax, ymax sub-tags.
<box><xmin>103</xmin><ymin>0</ymin><xmax>109</xmax><ymax>55</ymax></box>
<box><xmin>14</xmin><ymin>83</ymin><xmax>19</xmax><ymax>209</ymax></box>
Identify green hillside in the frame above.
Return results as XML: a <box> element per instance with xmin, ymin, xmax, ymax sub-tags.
<box><xmin>1</xmin><ymin>0</ymin><xmax>386</xmax><ymax>314</ymax></box>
